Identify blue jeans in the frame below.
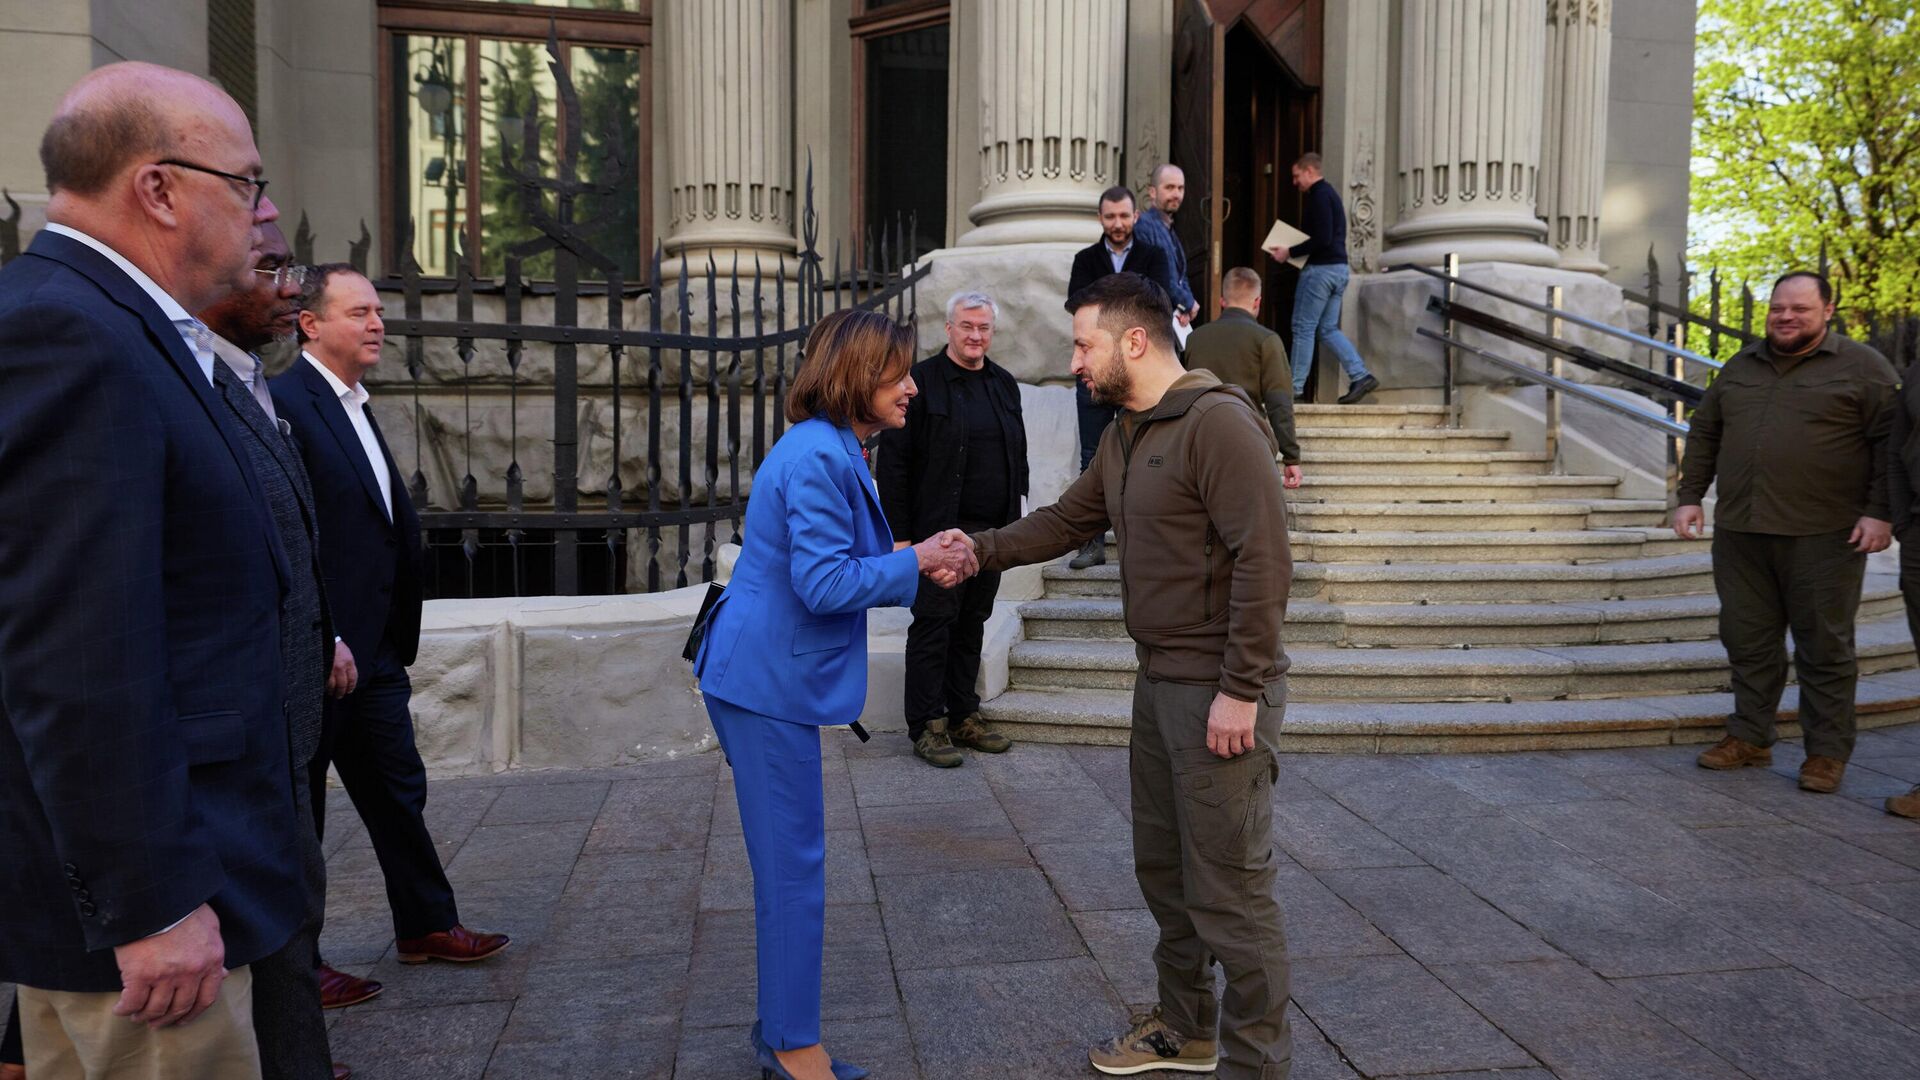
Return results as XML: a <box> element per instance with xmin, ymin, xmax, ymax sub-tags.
<box><xmin>1290</xmin><ymin>262</ymin><xmax>1371</xmax><ymax>395</ymax></box>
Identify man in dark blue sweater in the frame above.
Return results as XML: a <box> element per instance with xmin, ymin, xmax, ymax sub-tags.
<box><xmin>1266</xmin><ymin>153</ymin><xmax>1378</xmax><ymax>403</ymax></box>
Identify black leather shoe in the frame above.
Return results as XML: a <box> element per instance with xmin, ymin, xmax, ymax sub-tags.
<box><xmin>1069</xmin><ymin>538</ymin><xmax>1106</xmax><ymax>569</ymax></box>
<box><xmin>1337</xmin><ymin>374</ymin><xmax>1379</xmax><ymax>404</ymax></box>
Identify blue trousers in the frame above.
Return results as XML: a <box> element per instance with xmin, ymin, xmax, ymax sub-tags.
<box><xmin>706</xmin><ymin>697</ymin><xmax>827</xmax><ymax>1050</ymax></box>
<box><xmin>1290</xmin><ymin>261</ymin><xmax>1371</xmax><ymax>395</ymax></box>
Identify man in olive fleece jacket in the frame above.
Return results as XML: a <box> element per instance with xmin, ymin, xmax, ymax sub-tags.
<box><xmin>945</xmin><ymin>272</ymin><xmax>1293</xmax><ymax>1080</ymax></box>
<box><xmin>1185</xmin><ymin>265</ymin><xmax>1303</xmax><ymax>487</ymax></box>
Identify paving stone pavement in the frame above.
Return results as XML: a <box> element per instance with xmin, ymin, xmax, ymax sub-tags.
<box><xmin>7</xmin><ymin>729</ymin><xmax>1920</xmax><ymax>1079</ymax></box>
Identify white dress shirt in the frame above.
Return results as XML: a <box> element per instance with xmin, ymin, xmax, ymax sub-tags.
<box><xmin>304</xmin><ymin>351</ymin><xmax>393</xmax><ymax>521</ymax></box>
<box><xmin>42</xmin><ymin>222</ymin><xmax>216</xmax><ymax>385</ymax></box>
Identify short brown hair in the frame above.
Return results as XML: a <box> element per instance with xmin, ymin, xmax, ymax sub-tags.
<box><xmin>1065</xmin><ymin>272</ymin><xmax>1178</xmax><ymax>356</ymax></box>
<box><xmin>786</xmin><ymin>308</ymin><xmax>915</xmax><ymax>426</ymax></box>
<box><xmin>40</xmin><ymin>96</ymin><xmax>174</xmax><ymax>196</ymax></box>
<box><xmin>1098</xmin><ymin>185</ymin><xmax>1136</xmax><ymax>211</ymax></box>
<box><xmin>295</xmin><ymin>263</ymin><xmax>364</xmax><ymax>344</ymax></box>
<box><xmin>1221</xmin><ymin>266</ymin><xmax>1263</xmax><ymax>304</ymax></box>
<box><xmin>1294</xmin><ymin>152</ymin><xmax>1324</xmax><ymax>171</ymax></box>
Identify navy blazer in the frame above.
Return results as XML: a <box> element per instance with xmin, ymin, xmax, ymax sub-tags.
<box><xmin>1068</xmin><ymin>237</ymin><xmax>1178</xmax><ymax>307</ymax></box>
<box><xmin>271</xmin><ymin>358</ymin><xmax>425</xmax><ymax>667</ymax></box>
<box><xmin>0</xmin><ymin>230</ymin><xmax>304</xmax><ymax>991</ymax></box>
<box><xmin>696</xmin><ymin>417</ymin><xmax>920</xmax><ymax>726</ymax></box>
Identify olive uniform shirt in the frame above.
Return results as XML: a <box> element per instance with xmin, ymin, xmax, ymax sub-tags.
<box><xmin>1676</xmin><ymin>331</ymin><xmax>1899</xmax><ymax>535</ymax></box>
<box><xmin>1183</xmin><ymin>306</ymin><xmax>1301</xmax><ymax>465</ymax></box>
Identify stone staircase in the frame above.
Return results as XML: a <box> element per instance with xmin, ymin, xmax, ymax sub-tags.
<box><xmin>981</xmin><ymin>404</ymin><xmax>1920</xmax><ymax>751</ymax></box>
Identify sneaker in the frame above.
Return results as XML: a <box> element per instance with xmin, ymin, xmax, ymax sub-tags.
<box><xmin>1798</xmin><ymin>755</ymin><xmax>1846</xmax><ymax>794</ymax></box>
<box><xmin>913</xmin><ymin>719</ymin><xmax>963</xmax><ymax>768</ymax></box>
<box><xmin>1886</xmin><ymin>784</ymin><xmax>1920</xmax><ymax>819</ymax></box>
<box><xmin>1089</xmin><ymin>1007</ymin><xmax>1218</xmax><ymax>1076</ymax></box>
<box><xmin>1336</xmin><ymin>373</ymin><xmax>1379</xmax><ymax>404</ymax></box>
<box><xmin>1696</xmin><ymin>735</ymin><xmax>1771</xmax><ymax>770</ymax></box>
<box><xmin>950</xmin><ymin>715</ymin><xmax>1011</xmax><ymax>753</ymax></box>
<box><xmin>1069</xmin><ymin>538</ymin><xmax>1107</xmax><ymax>570</ymax></box>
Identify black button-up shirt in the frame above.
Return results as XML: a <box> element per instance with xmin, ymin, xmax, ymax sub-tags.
<box><xmin>1677</xmin><ymin>331</ymin><xmax>1898</xmax><ymax>535</ymax></box>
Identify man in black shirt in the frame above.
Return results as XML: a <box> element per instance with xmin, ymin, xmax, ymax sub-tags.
<box><xmin>877</xmin><ymin>291</ymin><xmax>1028</xmax><ymax>767</ymax></box>
<box><xmin>1266</xmin><ymin>152</ymin><xmax>1378</xmax><ymax>404</ymax></box>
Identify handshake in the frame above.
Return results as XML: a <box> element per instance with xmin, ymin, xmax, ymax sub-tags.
<box><xmin>907</xmin><ymin>528</ymin><xmax>979</xmax><ymax>588</ymax></box>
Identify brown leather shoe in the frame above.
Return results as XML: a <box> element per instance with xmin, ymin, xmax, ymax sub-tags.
<box><xmin>1697</xmin><ymin>735</ymin><xmax>1771</xmax><ymax>770</ymax></box>
<box><xmin>1798</xmin><ymin>755</ymin><xmax>1847</xmax><ymax>794</ymax></box>
<box><xmin>332</xmin><ymin>1065</ymin><xmax>352</xmax><ymax>1080</ymax></box>
<box><xmin>395</xmin><ymin>924</ymin><xmax>510</xmax><ymax>965</ymax></box>
<box><xmin>318</xmin><ymin>964</ymin><xmax>383</xmax><ymax>1009</ymax></box>
<box><xmin>1887</xmin><ymin>785</ymin><xmax>1920</xmax><ymax>819</ymax></box>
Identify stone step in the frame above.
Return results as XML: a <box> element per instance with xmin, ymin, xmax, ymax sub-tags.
<box><xmin>1003</xmin><ymin>615</ymin><xmax>1918</xmax><ymax>700</ymax></box>
<box><xmin>1299</xmin><ymin>451</ymin><xmax>1555</xmax><ymax>476</ymax></box>
<box><xmin>1290</xmin><ymin>526</ymin><xmax>1709</xmax><ymax>564</ymax></box>
<box><xmin>1290</xmin><ymin>403</ymin><xmax>1451</xmax><ymax>429</ymax></box>
<box><xmin>976</xmin><ymin>669</ymin><xmax>1920</xmax><ymax>752</ymax></box>
<box><xmin>1289</xmin><ymin>500</ymin><xmax>1666</xmax><ymax>533</ymax></box>
<box><xmin>1296</xmin><ymin>427</ymin><xmax>1514</xmax><ymax>453</ymax></box>
<box><xmin>1293</xmin><ymin>474</ymin><xmax>1621</xmax><ymax>502</ymax></box>
<box><xmin>1017</xmin><ymin>576</ymin><xmax>1905</xmax><ymax>648</ymax></box>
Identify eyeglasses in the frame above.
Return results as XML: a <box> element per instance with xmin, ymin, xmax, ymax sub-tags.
<box><xmin>156</xmin><ymin>159</ymin><xmax>270</xmax><ymax>210</ymax></box>
<box><xmin>253</xmin><ymin>263</ymin><xmax>312</xmax><ymax>291</ymax></box>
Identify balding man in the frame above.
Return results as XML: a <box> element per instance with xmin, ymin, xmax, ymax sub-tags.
<box><xmin>1184</xmin><ymin>266</ymin><xmax>1303</xmax><ymax>490</ymax></box>
<box><xmin>0</xmin><ymin>63</ymin><xmax>300</xmax><ymax>1078</ymax></box>
<box><xmin>1135</xmin><ymin>164</ymin><xmax>1199</xmax><ymax>325</ymax></box>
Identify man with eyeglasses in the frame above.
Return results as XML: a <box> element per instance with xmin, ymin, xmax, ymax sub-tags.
<box><xmin>0</xmin><ymin>63</ymin><xmax>301</xmax><ymax>1079</ymax></box>
<box><xmin>196</xmin><ymin>226</ymin><xmax>356</xmax><ymax>1080</ymax></box>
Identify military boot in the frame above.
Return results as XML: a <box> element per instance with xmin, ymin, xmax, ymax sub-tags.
<box><xmin>913</xmin><ymin>718</ymin><xmax>963</xmax><ymax>768</ymax></box>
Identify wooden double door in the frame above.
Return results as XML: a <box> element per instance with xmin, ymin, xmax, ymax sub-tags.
<box><xmin>1170</xmin><ymin>0</ymin><xmax>1324</xmax><ymax>360</ymax></box>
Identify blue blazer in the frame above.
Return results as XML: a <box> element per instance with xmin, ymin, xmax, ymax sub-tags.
<box><xmin>697</xmin><ymin>417</ymin><xmax>920</xmax><ymax>726</ymax></box>
<box><xmin>0</xmin><ymin>230</ymin><xmax>304</xmax><ymax>991</ymax></box>
<box><xmin>271</xmin><ymin>358</ymin><xmax>426</xmax><ymax>666</ymax></box>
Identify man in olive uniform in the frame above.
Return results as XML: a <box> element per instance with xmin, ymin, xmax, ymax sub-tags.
<box><xmin>1879</xmin><ymin>312</ymin><xmax>1920</xmax><ymax>820</ymax></box>
<box><xmin>1184</xmin><ymin>266</ymin><xmax>1304</xmax><ymax>491</ymax></box>
<box><xmin>1674</xmin><ymin>271</ymin><xmax>1899</xmax><ymax>794</ymax></box>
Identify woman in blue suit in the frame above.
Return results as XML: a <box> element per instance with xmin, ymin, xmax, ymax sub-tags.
<box><xmin>695</xmin><ymin>308</ymin><xmax>976</xmax><ymax>1080</ymax></box>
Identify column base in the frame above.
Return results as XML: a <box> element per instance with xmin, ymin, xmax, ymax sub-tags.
<box><xmin>956</xmin><ymin>188</ymin><xmax>1106</xmax><ymax>247</ymax></box>
<box><xmin>1380</xmin><ymin>211</ymin><xmax>1561</xmax><ymax>269</ymax></box>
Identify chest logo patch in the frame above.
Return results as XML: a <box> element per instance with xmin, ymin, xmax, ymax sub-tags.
<box><xmin>1148</xmin><ymin>455</ymin><xmax>1164</xmax><ymax>467</ymax></box>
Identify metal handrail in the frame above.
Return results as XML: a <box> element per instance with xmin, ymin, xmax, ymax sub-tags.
<box><xmin>1394</xmin><ymin>261</ymin><xmax>1722</xmax><ymax>371</ymax></box>
<box><xmin>1428</xmin><ymin>295</ymin><xmax>1703</xmax><ymax>407</ymax></box>
<box><xmin>1415</xmin><ymin>327</ymin><xmax>1689</xmax><ymax>437</ymax></box>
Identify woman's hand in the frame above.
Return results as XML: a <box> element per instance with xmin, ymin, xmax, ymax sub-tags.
<box><xmin>913</xmin><ymin>530</ymin><xmax>978</xmax><ymax>588</ymax></box>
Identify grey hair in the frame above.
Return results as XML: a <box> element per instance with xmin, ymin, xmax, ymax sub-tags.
<box><xmin>945</xmin><ymin>290</ymin><xmax>999</xmax><ymax>322</ymax></box>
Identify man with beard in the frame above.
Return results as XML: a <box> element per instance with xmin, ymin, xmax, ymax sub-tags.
<box><xmin>197</xmin><ymin>227</ymin><xmax>355</xmax><ymax>1080</ymax></box>
<box><xmin>941</xmin><ymin>272</ymin><xmax>1293</xmax><ymax>1079</ymax></box>
<box><xmin>1135</xmin><ymin>164</ymin><xmax>1199</xmax><ymax>328</ymax></box>
<box><xmin>1676</xmin><ymin>271</ymin><xmax>1898</xmax><ymax>794</ymax></box>
<box><xmin>1065</xmin><ymin>186</ymin><xmax>1180</xmax><ymax>569</ymax></box>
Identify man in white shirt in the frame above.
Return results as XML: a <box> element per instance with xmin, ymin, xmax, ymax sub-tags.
<box><xmin>271</xmin><ymin>266</ymin><xmax>510</xmax><ymax>989</ymax></box>
<box><xmin>0</xmin><ymin>62</ymin><xmax>297</xmax><ymax>1080</ymax></box>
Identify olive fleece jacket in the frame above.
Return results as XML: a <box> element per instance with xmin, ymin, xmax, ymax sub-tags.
<box><xmin>971</xmin><ymin>370</ymin><xmax>1293</xmax><ymax>702</ymax></box>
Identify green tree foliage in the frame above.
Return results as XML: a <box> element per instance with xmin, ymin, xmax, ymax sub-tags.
<box><xmin>1692</xmin><ymin>0</ymin><xmax>1920</xmax><ymax>330</ymax></box>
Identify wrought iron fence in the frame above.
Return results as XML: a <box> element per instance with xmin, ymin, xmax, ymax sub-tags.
<box><xmin>0</xmin><ymin>30</ymin><xmax>927</xmax><ymax>601</ymax></box>
<box><xmin>1630</xmin><ymin>246</ymin><xmax>1920</xmax><ymax>370</ymax></box>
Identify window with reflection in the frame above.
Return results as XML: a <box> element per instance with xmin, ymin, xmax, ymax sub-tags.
<box><xmin>381</xmin><ymin>1</ymin><xmax>649</xmax><ymax>282</ymax></box>
<box><xmin>852</xmin><ymin>1</ymin><xmax>950</xmax><ymax>261</ymax></box>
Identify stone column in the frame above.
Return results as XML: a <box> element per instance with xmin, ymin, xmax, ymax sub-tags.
<box><xmin>660</xmin><ymin>0</ymin><xmax>796</xmax><ymax>271</ymax></box>
<box><xmin>955</xmin><ymin>0</ymin><xmax>1129</xmax><ymax>247</ymax></box>
<box><xmin>1538</xmin><ymin>0</ymin><xmax>1612</xmax><ymax>273</ymax></box>
<box><xmin>1380</xmin><ymin>0</ymin><xmax>1559</xmax><ymax>267</ymax></box>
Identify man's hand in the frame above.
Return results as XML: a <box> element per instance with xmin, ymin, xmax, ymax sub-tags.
<box><xmin>1265</xmin><ymin>244</ymin><xmax>1290</xmax><ymax>264</ymax></box>
<box><xmin>1282</xmin><ymin>464</ymin><xmax>1303</xmax><ymax>489</ymax></box>
<box><xmin>1206</xmin><ymin>693</ymin><xmax>1258</xmax><ymax>758</ymax></box>
<box><xmin>326</xmin><ymin>638</ymin><xmax>358</xmax><ymax>699</ymax></box>
<box><xmin>112</xmin><ymin>903</ymin><xmax>226</xmax><ymax>1029</ymax></box>
<box><xmin>914</xmin><ymin>529</ymin><xmax>978</xmax><ymax>588</ymax></box>
<box><xmin>1176</xmin><ymin>310</ymin><xmax>1192</xmax><ymax>328</ymax></box>
<box><xmin>1672</xmin><ymin>504</ymin><xmax>1705</xmax><ymax>540</ymax></box>
<box><xmin>1852</xmin><ymin>515</ymin><xmax>1893</xmax><ymax>553</ymax></box>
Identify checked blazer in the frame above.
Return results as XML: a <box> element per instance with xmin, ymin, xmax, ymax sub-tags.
<box><xmin>0</xmin><ymin>230</ymin><xmax>306</xmax><ymax>992</ymax></box>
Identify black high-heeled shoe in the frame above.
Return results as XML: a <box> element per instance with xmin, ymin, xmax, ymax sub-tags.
<box><xmin>749</xmin><ymin>1021</ymin><xmax>868</xmax><ymax>1080</ymax></box>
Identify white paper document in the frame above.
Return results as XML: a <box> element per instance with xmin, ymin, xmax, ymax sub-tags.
<box><xmin>1263</xmin><ymin>220</ymin><xmax>1311</xmax><ymax>269</ymax></box>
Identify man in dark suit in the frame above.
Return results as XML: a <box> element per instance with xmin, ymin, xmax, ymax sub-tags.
<box><xmin>198</xmin><ymin>224</ymin><xmax>355</xmax><ymax>1080</ymax></box>
<box><xmin>271</xmin><ymin>266</ymin><xmax>509</xmax><ymax>981</ymax></box>
<box><xmin>1066</xmin><ymin>185</ymin><xmax>1178</xmax><ymax>568</ymax></box>
<box><xmin>0</xmin><ymin>63</ymin><xmax>302</xmax><ymax>1077</ymax></box>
